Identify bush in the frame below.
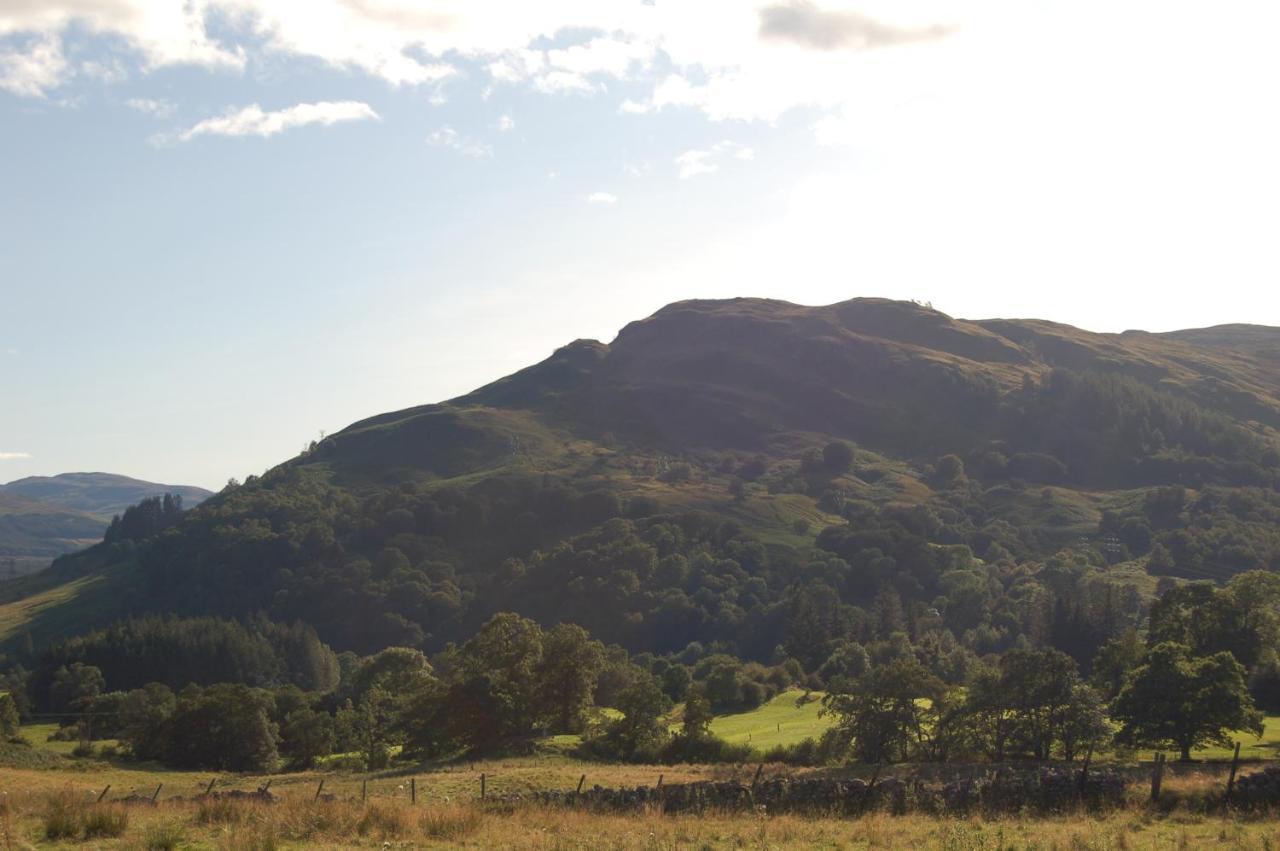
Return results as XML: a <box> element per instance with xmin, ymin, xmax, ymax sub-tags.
<box><xmin>321</xmin><ymin>753</ymin><xmax>367</xmax><ymax>772</ymax></box>
<box><xmin>760</xmin><ymin>737</ymin><xmax>821</xmax><ymax>766</ymax></box>
<box><xmin>659</xmin><ymin>733</ymin><xmax>754</xmax><ymax>764</ymax></box>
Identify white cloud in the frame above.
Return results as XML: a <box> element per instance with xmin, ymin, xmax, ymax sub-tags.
<box><xmin>0</xmin><ymin>1</ymin><xmax>953</xmax><ymax>125</ymax></box>
<box><xmin>427</xmin><ymin>125</ymin><xmax>493</xmax><ymax>158</ymax></box>
<box><xmin>0</xmin><ymin>452</ymin><xmax>32</xmax><ymax>461</ymax></box>
<box><xmin>496</xmin><ymin>114</ymin><xmax>515</xmax><ymax>131</ymax></box>
<box><xmin>586</xmin><ymin>192</ymin><xmax>617</xmax><ymax>204</ymax></box>
<box><xmin>759</xmin><ymin>1</ymin><xmax>952</xmax><ymax>51</ymax></box>
<box><xmin>81</xmin><ymin>56</ymin><xmax>128</xmax><ymax>84</ymax></box>
<box><xmin>546</xmin><ymin>36</ymin><xmax>652</xmax><ymax>77</ymax></box>
<box><xmin>0</xmin><ymin>34</ymin><xmax>68</xmax><ymax>97</ymax></box>
<box><xmin>532</xmin><ymin>69</ymin><xmax>598</xmax><ymax>94</ymax></box>
<box><xmin>174</xmin><ymin>101</ymin><xmax>378</xmax><ymax>142</ymax></box>
<box><xmin>0</xmin><ymin>2</ymin><xmax>244</xmax><ymax>85</ymax></box>
<box><xmin>675</xmin><ymin>140</ymin><xmax>753</xmax><ymax>179</ymax></box>
<box><xmin>126</xmin><ymin>96</ymin><xmax>174</xmax><ymax>117</ymax></box>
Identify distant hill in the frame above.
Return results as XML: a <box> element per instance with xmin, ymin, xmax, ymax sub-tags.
<box><xmin>0</xmin><ymin>473</ymin><xmax>212</xmax><ymax>520</ymax></box>
<box><xmin>3</xmin><ymin>297</ymin><xmax>1280</xmax><ymax>662</ymax></box>
<box><xmin>0</xmin><ymin>473</ymin><xmax>212</xmax><ymax>562</ymax></box>
<box><xmin>0</xmin><ymin>493</ymin><xmax>103</xmax><ymax>560</ymax></box>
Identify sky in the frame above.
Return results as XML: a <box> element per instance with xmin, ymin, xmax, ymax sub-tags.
<box><xmin>2</xmin><ymin>1</ymin><xmax>1280</xmax><ymax>490</ymax></box>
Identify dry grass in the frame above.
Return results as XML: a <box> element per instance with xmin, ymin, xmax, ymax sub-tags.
<box><xmin>0</xmin><ymin>763</ymin><xmax>1278</xmax><ymax>848</ymax></box>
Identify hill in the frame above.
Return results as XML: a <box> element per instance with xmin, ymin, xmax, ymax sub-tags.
<box><xmin>0</xmin><ymin>473</ymin><xmax>212</xmax><ymax>565</ymax></box>
<box><xmin>3</xmin><ymin>297</ymin><xmax>1280</xmax><ymax>663</ymax></box>
<box><xmin>0</xmin><ymin>493</ymin><xmax>103</xmax><ymax>560</ymax></box>
<box><xmin>0</xmin><ymin>473</ymin><xmax>212</xmax><ymax>519</ymax></box>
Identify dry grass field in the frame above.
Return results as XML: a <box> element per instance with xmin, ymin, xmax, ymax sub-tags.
<box><xmin>0</xmin><ymin>780</ymin><xmax>1279</xmax><ymax>849</ymax></box>
<box><xmin>3</xmin><ymin>753</ymin><xmax>1280</xmax><ymax>849</ymax></box>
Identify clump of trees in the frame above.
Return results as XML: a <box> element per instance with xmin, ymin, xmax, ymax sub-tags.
<box><xmin>31</xmin><ymin>616</ymin><xmax>339</xmax><ymax>700</ymax></box>
<box><xmin>103</xmin><ymin>493</ymin><xmax>186</xmax><ymax>544</ymax></box>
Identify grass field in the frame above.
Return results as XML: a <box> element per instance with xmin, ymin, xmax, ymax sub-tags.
<box><xmin>709</xmin><ymin>689</ymin><xmax>832</xmax><ymax>750</ymax></box>
<box><xmin>1195</xmin><ymin>714</ymin><xmax>1280</xmax><ymax>760</ymax></box>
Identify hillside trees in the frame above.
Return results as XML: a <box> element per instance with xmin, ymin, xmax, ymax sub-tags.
<box><xmin>103</xmin><ymin>493</ymin><xmax>185</xmax><ymax>544</ymax></box>
<box><xmin>32</xmin><ymin>616</ymin><xmax>339</xmax><ymax>704</ymax></box>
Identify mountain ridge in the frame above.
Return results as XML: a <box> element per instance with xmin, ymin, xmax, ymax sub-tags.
<box><xmin>4</xmin><ymin>296</ymin><xmax>1280</xmax><ymax>660</ymax></box>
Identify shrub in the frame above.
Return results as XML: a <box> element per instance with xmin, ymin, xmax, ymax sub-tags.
<box><xmin>321</xmin><ymin>753</ymin><xmax>367</xmax><ymax>772</ymax></box>
<box><xmin>761</xmin><ymin>737</ymin><xmax>821</xmax><ymax>766</ymax></box>
<box><xmin>660</xmin><ymin>733</ymin><xmax>754</xmax><ymax>764</ymax></box>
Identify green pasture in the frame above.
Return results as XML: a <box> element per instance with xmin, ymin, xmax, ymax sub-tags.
<box><xmin>708</xmin><ymin>688</ymin><xmax>833</xmax><ymax>750</ymax></box>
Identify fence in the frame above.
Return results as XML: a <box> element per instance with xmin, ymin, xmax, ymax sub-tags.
<box><xmin>67</xmin><ymin>743</ymin><xmax>1278</xmax><ymax>816</ymax></box>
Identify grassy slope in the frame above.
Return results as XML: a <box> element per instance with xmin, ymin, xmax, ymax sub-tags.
<box><xmin>0</xmin><ymin>575</ymin><xmax>104</xmax><ymax>644</ymax></box>
<box><xmin>708</xmin><ymin>689</ymin><xmax>832</xmax><ymax>750</ymax></box>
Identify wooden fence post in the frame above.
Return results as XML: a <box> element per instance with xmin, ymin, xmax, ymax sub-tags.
<box><xmin>752</xmin><ymin>764</ymin><xmax>764</xmax><ymax>789</ymax></box>
<box><xmin>1150</xmin><ymin>752</ymin><xmax>1165</xmax><ymax>802</ymax></box>
<box><xmin>151</xmin><ymin>784</ymin><xmax>162</xmax><ymax>803</ymax></box>
<box><xmin>480</xmin><ymin>773</ymin><xmax>486</xmax><ymax>800</ymax></box>
<box><xmin>411</xmin><ymin>778</ymin><xmax>416</xmax><ymax>804</ymax></box>
<box><xmin>576</xmin><ymin>774</ymin><xmax>586</xmax><ymax>794</ymax></box>
<box><xmin>1225</xmin><ymin>741</ymin><xmax>1242</xmax><ymax>807</ymax></box>
<box><xmin>204</xmin><ymin>778</ymin><xmax>217</xmax><ymax>796</ymax></box>
<box><xmin>96</xmin><ymin>785</ymin><xmax>111</xmax><ymax>803</ymax></box>
<box><xmin>314</xmin><ymin>779</ymin><xmax>325</xmax><ymax>801</ymax></box>
<box><xmin>656</xmin><ymin>774</ymin><xmax>663</xmax><ymax>790</ymax></box>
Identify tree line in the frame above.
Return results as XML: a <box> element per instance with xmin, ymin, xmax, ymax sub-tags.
<box><xmin>2</xmin><ymin>574</ymin><xmax>1275</xmax><ymax>771</ymax></box>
